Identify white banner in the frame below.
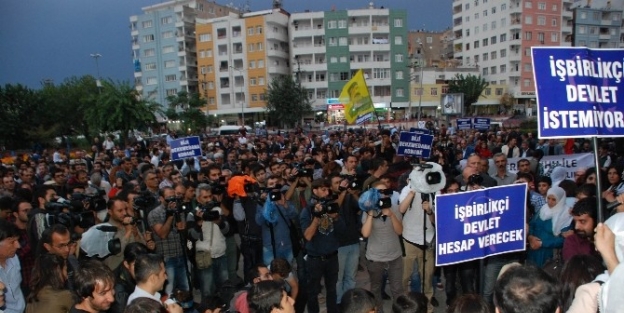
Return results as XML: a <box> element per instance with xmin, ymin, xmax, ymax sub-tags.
<box><xmin>460</xmin><ymin>153</ymin><xmax>595</xmax><ymax>180</ymax></box>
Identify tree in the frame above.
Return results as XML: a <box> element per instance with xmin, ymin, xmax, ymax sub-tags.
<box><xmin>447</xmin><ymin>74</ymin><xmax>489</xmax><ymax>115</ymax></box>
<box><xmin>85</xmin><ymin>80</ymin><xmax>160</xmax><ymax>144</ymax></box>
<box><xmin>0</xmin><ymin>84</ymin><xmax>40</xmax><ymax>149</ymax></box>
<box><xmin>265</xmin><ymin>75</ymin><xmax>312</xmax><ymax>128</ymax></box>
<box><xmin>166</xmin><ymin>91</ymin><xmax>210</xmax><ymax>133</ymax></box>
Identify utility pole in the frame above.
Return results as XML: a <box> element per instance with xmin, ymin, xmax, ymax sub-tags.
<box><xmin>294</xmin><ymin>55</ymin><xmax>303</xmax><ymax>128</ymax></box>
<box><xmin>230</xmin><ymin>66</ymin><xmax>245</xmax><ymax>125</ymax></box>
<box><xmin>90</xmin><ymin>53</ymin><xmax>102</xmax><ymax>90</ymax></box>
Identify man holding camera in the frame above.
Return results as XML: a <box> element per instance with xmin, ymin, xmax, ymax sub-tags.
<box><xmin>147</xmin><ymin>187</ymin><xmax>188</xmax><ymax>295</ymax></box>
<box><xmin>300</xmin><ymin>179</ymin><xmax>346</xmax><ymax>313</ymax></box>
<box><xmin>102</xmin><ymin>198</ymin><xmax>148</xmax><ymax>270</ymax></box>
<box><xmin>187</xmin><ymin>183</ymin><xmax>229</xmax><ymax>298</ymax></box>
<box><xmin>255</xmin><ymin>188</ymin><xmax>298</xmax><ymax>265</ymax></box>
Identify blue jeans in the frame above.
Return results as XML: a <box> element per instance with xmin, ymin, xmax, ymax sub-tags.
<box><xmin>482</xmin><ymin>256</ymin><xmax>508</xmax><ymax>304</ymax></box>
<box><xmin>197</xmin><ymin>255</ymin><xmax>229</xmax><ymax>298</ymax></box>
<box><xmin>336</xmin><ymin>243</ymin><xmax>359</xmax><ymax>303</ymax></box>
<box><xmin>164</xmin><ymin>255</ymin><xmax>189</xmax><ymax>294</ymax></box>
<box><xmin>263</xmin><ymin>246</ymin><xmax>294</xmax><ymax>266</ymax></box>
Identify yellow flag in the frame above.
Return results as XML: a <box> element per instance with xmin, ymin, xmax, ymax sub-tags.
<box><xmin>339</xmin><ymin>69</ymin><xmax>374</xmax><ymax>124</ymax></box>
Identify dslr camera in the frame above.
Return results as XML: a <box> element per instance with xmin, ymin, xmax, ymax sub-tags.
<box><xmin>339</xmin><ymin>174</ymin><xmax>361</xmax><ymax>191</ymax></box>
<box><xmin>312</xmin><ymin>200</ymin><xmax>340</xmax><ymax>218</ymax></box>
<box><xmin>198</xmin><ymin>201</ymin><xmax>222</xmax><ymax>221</ymax></box>
<box><xmin>468</xmin><ymin>173</ymin><xmax>483</xmax><ymax>186</ymax></box>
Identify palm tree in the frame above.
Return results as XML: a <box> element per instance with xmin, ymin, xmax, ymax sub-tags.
<box><xmin>85</xmin><ymin>80</ymin><xmax>160</xmax><ymax>144</ymax></box>
<box><xmin>448</xmin><ymin>74</ymin><xmax>489</xmax><ymax>115</ymax></box>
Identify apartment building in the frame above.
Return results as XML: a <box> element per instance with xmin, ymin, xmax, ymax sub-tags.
<box><xmin>289</xmin><ymin>4</ymin><xmax>410</xmax><ymax>123</ymax></box>
<box><xmin>568</xmin><ymin>0</ymin><xmax>624</xmax><ymax>48</ymax></box>
<box><xmin>130</xmin><ymin>0</ymin><xmax>238</xmax><ymax>107</ymax></box>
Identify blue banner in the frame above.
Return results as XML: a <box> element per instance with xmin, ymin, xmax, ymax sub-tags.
<box><xmin>434</xmin><ymin>184</ymin><xmax>527</xmax><ymax>266</ymax></box>
<box><xmin>473</xmin><ymin>118</ymin><xmax>491</xmax><ymax>131</ymax></box>
<box><xmin>397</xmin><ymin>132</ymin><xmax>433</xmax><ymax>158</ymax></box>
<box><xmin>532</xmin><ymin>47</ymin><xmax>624</xmax><ymax>138</ymax></box>
<box><xmin>456</xmin><ymin>118</ymin><xmax>472</xmax><ymax>130</ymax></box>
<box><xmin>409</xmin><ymin>127</ymin><xmax>431</xmax><ymax>134</ymax></box>
<box><xmin>170</xmin><ymin>136</ymin><xmax>202</xmax><ymax>161</ymax></box>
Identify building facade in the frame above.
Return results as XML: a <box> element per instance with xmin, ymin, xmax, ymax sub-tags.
<box><xmin>289</xmin><ymin>4</ymin><xmax>410</xmax><ymax>123</ymax></box>
<box><xmin>570</xmin><ymin>0</ymin><xmax>624</xmax><ymax>48</ymax></box>
<box><xmin>130</xmin><ymin>0</ymin><xmax>239</xmax><ymax>107</ymax></box>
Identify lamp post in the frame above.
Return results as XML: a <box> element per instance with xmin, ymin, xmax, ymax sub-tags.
<box><xmin>294</xmin><ymin>55</ymin><xmax>303</xmax><ymax>127</ymax></box>
<box><xmin>229</xmin><ymin>66</ymin><xmax>245</xmax><ymax>126</ymax></box>
<box><xmin>90</xmin><ymin>53</ymin><xmax>102</xmax><ymax>89</ymax></box>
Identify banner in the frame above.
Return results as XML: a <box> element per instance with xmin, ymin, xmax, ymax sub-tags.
<box><xmin>170</xmin><ymin>136</ymin><xmax>202</xmax><ymax>160</ymax></box>
<box><xmin>473</xmin><ymin>118</ymin><xmax>491</xmax><ymax>131</ymax></box>
<box><xmin>456</xmin><ymin>118</ymin><xmax>472</xmax><ymax>130</ymax></box>
<box><xmin>435</xmin><ymin>184</ymin><xmax>527</xmax><ymax>266</ymax></box>
<box><xmin>460</xmin><ymin>152</ymin><xmax>595</xmax><ymax>180</ymax></box>
<box><xmin>409</xmin><ymin>127</ymin><xmax>431</xmax><ymax>134</ymax></box>
<box><xmin>397</xmin><ymin>132</ymin><xmax>433</xmax><ymax>158</ymax></box>
<box><xmin>532</xmin><ymin>47</ymin><xmax>624</xmax><ymax>138</ymax></box>
<box><xmin>339</xmin><ymin>69</ymin><xmax>374</xmax><ymax>125</ymax></box>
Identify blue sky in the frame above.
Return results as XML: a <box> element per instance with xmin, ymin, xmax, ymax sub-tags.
<box><xmin>0</xmin><ymin>0</ymin><xmax>452</xmax><ymax>88</ymax></box>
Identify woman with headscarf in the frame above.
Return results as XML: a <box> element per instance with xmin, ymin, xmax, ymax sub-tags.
<box><xmin>527</xmin><ymin>186</ymin><xmax>574</xmax><ymax>267</ymax></box>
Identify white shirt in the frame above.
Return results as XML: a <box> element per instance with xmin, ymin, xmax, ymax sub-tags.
<box><xmin>399</xmin><ymin>186</ymin><xmax>435</xmax><ymax>245</ymax></box>
<box><xmin>127</xmin><ymin>285</ymin><xmax>161</xmax><ymax>304</ymax></box>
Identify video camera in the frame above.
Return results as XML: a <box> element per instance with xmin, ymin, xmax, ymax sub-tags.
<box><xmin>312</xmin><ymin>199</ymin><xmax>340</xmax><ymax>218</ymax></box>
<box><xmin>468</xmin><ymin>173</ymin><xmax>483</xmax><ymax>186</ymax></box>
<box><xmin>71</xmin><ymin>189</ymin><xmax>107</xmax><ymax>212</ymax></box>
<box><xmin>339</xmin><ymin>174</ymin><xmax>361</xmax><ymax>191</ymax></box>
<box><xmin>198</xmin><ymin>201</ymin><xmax>222</xmax><ymax>221</ymax></box>
<box><xmin>164</xmin><ymin>196</ymin><xmax>191</xmax><ymax>217</ymax></box>
<box><xmin>134</xmin><ymin>190</ymin><xmax>159</xmax><ymax>209</ymax></box>
<box><xmin>45</xmin><ymin>198</ymin><xmax>96</xmax><ymax>232</ymax></box>
<box><xmin>293</xmin><ymin>163</ymin><xmax>314</xmax><ymax>178</ymax></box>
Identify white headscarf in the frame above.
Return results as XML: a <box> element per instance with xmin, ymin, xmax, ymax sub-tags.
<box><xmin>539</xmin><ymin>186</ymin><xmax>572</xmax><ymax>236</ymax></box>
<box><xmin>599</xmin><ymin>212</ymin><xmax>624</xmax><ymax>313</ymax></box>
<box><xmin>549</xmin><ymin>166</ymin><xmax>568</xmax><ymax>188</ymax></box>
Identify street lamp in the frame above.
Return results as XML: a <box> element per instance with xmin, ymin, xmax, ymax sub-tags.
<box><xmin>90</xmin><ymin>53</ymin><xmax>102</xmax><ymax>88</ymax></box>
<box><xmin>229</xmin><ymin>66</ymin><xmax>245</xmax><ymax>126</ymax></box>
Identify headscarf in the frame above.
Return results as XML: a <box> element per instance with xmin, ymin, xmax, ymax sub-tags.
<box><xmin>549</xmin><ymin>166</ymin><xmax>567</xmax><ymax>188</ymax></box>
<box><xmin>539</xmin><ymin>186</ymin><xmax>572</xmax><ymax>236</ymax></box>
<box><xmin>598</xmin><ymin>212</ymin><xmax>624</xmax><ymax>313</ymax></box>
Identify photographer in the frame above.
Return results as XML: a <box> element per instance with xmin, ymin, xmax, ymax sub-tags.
<box><xmin>147</xmin><ymin>187</ymin><xmax>189</xmax><ymax>295</ymax></box>
<box><xmin>28</xmin><ymin>186</ymin><xmax>58</xmax><ymax>248</ymax></box>
<box><xmin>284</xmin><ymin>166</ymin><xmax>313</xmax><ymax>214</ymax></box>
<box><xmin>361</xmin><ymin>180</ymin><xmax>403</xmax><ymax>311</ymax></box>
<box><xmin>300</xmin><ymin>179</ymin><xmax>345</xmax><ymax>313</ymax></box>
<box><xmin>188</xmin><ymin>183</ymin><xmax>229</xmax><ymax>298</ymax></box>
<box><xmin>255</xmin><ymin>188</ymin><xmax>298</xmax><ymax>265</ymax></box>
<box><xmin>102</xmin><ymin>198</ymin><xmax>148</xmax><ymax>270</ymax></box>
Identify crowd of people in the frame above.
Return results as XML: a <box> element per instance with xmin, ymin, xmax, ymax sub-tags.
<box><xmin>0</xmin><ymin>123</ymin><xmax>623</xmax><ymax>313</ymax></box>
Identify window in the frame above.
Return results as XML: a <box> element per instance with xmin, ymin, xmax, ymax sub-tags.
<box><xmin>394</xmin><ymin>18</ymin><xmax>403</xmax><ymax>27</ymax></box>
<box><xmin>207</xmin><ymin>65</ymin><xmax>213</xmax><ymax>73</ymax></box>
<box><xmin>524</xmin><ymin>63</ymin><xmax>532</xmax><ymax>72</ymax></box>
<box><xmin>465</xmin><ymin>16</ymin><xmax>470</xmax><ymax>23</ymax></box>
<box><xmin>414</xmin><ymin>88</ymin><xmax>423</xmax><ymax>96</ymax></box>
<box><xmin>165</xmin><ymin>74</ymin><xmax>176</xmax><ymax>82</ymax></box>
<box><xmin>442</xmin><ymin>85</ymin><xmax>449</xmax><ymax>94</ymax></box>
<box><xmin>144</xmin><ymin>63</ymin><xmax>156</xmax><ymax>70</ymax></box>
<box><xmin>474</xmin><ymin>40</ymin><xmax>480</xmax><ymax>48</ymax></box>
<box><xmin>146</xmin><ymin>77</ymin><xmax>157</xmax><ymax>85</ymax></box>
<box><xmin>208</xmin><ymin>98</ymin><xmax>215</xmax><ymax>105</ymax></box>
<box><xmin>327</xmin><ymin>20</ymin><xmax>337</xmax><ymax>29</ymax></box>
<box><xmin>329</xmin><ymin>37</ymin><xmax>337</xmax><ymax>46</ymax></box>
<box><xmin>483</xmin><ymin>38</ymin><xmax>488</xmax><ymax>46</ymax></box>
<box><xmin>143</xmin><ymin>34</ymin><xmax>155</xmax><ymax>42</ymax></box>
<box><xmin>207</xmin><ymin>50</ymin><xmax>212</xmax><ymax>57</ymax></box>
<box><xmin>579</xmin><ymin>26</ymin><xmax>586</xmax><ymax>34</ymax></box>
<box><xmin>538</xmin><ymin>2</ymin><xmax>546</xmax><ymax>10</ymax></box>
<box><xmin>552</xmin><ymin>4</ymin><xmax>558</xmax><ymax>11</ymax></box>
<box><xmin>485</xmin><ymin>88</ymin><xmax>492</xmax><ymax>95</ymax></box>
<box><xmin>524</xmin><ymin>32</ymin><xmax>532</xmax><ymax>40</ymax></box>
<box><xmin>501</xmin><ymin>17</ymin><xmax>507</xmax><ymax>27</ymax></box>
<box><xmin>395</xmin><ymin>54</ymin><xmax>404</xmax><ymax>62</ymax></box>
<box><xmin>259</xmin><ymin>94</ymin><xmax>265</xmax><ymax>101</ymax></box>
<box><xmin>250</xmin><ymin>78</ymin><xmax>256</xmax><ymax>86</ymax></box>
<box><xmin>524</xmin><ymin>48</ymin><xmax>531</xmax><ymax>56</ymax></box>
<box><xmin>466</xmin><ymin>29</ymin><xmax>470</xmax><ymax>37</ymax></box>
<box><xmin>523</xmin><ymin>79</ymin><xmax>531</xmax><ymax>87</ymax></box>
<box><xmin>483</xmin><ymin>10</ymin><xmax>488</xmax><ymax>17</ymax></box>
<box><xmin>340</xmin><ymin>56</ymin><xmax>347</xmax><ymax>63</ymax></box>
<box><xmin>474</xmin><ymin>55</ymin><xmax>479</xmax><ymax>63</ymax></box>
<box><xmin>247</xmin><ymin>27</ymin><xmax>254</xmax><ymax>35</ymax></box>
<box><xmin>465</xmin><ymin>3</ymin><xmax>470</xmax><ymax>10</ymax></box>
<box><xmin>491</xmin><ymin>21</ymin><xmax>496</xmax><ymax>30</ymax></box>
<box><xmin>142</xmin><ymin>20</ymin><xmax>153</xmax><ymax>28</ymax></box>
<box><xmin>537</xmin><ymin>16</ymin><xmax>546</xmax><ymax>25</ymax></box>
<box><xmin>525</xmin><ymin>16</ymin><xmax>532</xmax><ymax>24</ymax></box>
<box><xmin>491</xmin><ymin>36</ymin><xmax>497</xmax><ymax>44</ymax></box>
<box><xmin>164</xmin><ymin>60</ymin><xmax>175</xmax><ymax>68</ymax></box>
<box><xmin>258</xmin><ymin>77</ymin><xmax>265</xmax><ymax>85</ymax></box>
<box><xmin>500</xmin><ymin>64</ymin><xmax>506</xmax><ymax>73</ymax></box>
<box><xmin>339</xmin><ymin>37</ymin><xmax>348</xmax><ymax>46</ymax></box>
<box><xmin>580</xmin><ymin>12</ymin><xmax>587</xmax><ymax>19</ymax></box>
<box><xmin>256</xmin><ymin>26</ymin><xmax>262</xmax><ymax>34</ymax></box>
<box><xmin>396</xmin><ymin>88</ymin><xmax>404</xmax><ymax>97</ymax></box>
<box><xmin>200</xmin><ymin>66</ymin><xmax>207</xmax><ymax>74</ymax></box>
<box><xmin>475</xmin><ymin>26</ymin><xmax>479</xmax><ymax>34</ymax></box>
<box><xmin>500</xmin><ymin>33</ymin><xmax>507</xmax><ymax>42</ymax></box>
<box><xmin>525</xmin><ymin>1</ymin><xmax>532</xmax><ymax>8</ymax></box>
<box><xmin>483</xmin><ymin>53</ymin><xmax>488</xmax><ymax>61</ymax></box>
<box><xmin>501</xmin><ymin>3</ymin><xmax>506</xmax><ymax>10</ymax></box>
<box><xmin>426</xmin><ymin>36</ymin><xmax>433</xmax><ymax>44</ymax></box>
<box><xmin>166</xmin><ymin>88</ymin><xmax>177</xmax><ymax>96</ymax></box>
<box><xmin>163</xmin><ymin>46</ymin><xmax>174</xmax><ymax>53</ymax></box>
<box><xmin>256</xmin><ymin>43</ymin><xmax>263</xmax><ymax>51</ymax></box>
<box><xmin>161</xmin><ymin>16</ymin><xmax>172</xmax><ymax>24</ymax></box>
<box><xmin>395</xmin><ymin>36</ymin><xmax>403</xmax><ymax>45</ymax></box>
<box><xmin>538</xmin><ymin>32</ymin><xmax>545</xmax><ymax>43</ymax></box>
<box><xmin>491</xmin><ymin>51</ymin><xmax>497</xmax><ymax>59</ymax></box>
<box><xmin>430</xmin><ymin>88</ymin><xmax>438</xmax><ymax>96</ymax></box>
<box><xmin>340</xmin><ymin>72</ymin><xmax>349</xmax><ymax>80</ymax></box>
<box><xmin>247</xmin><ymin>43</ymin><xmax>255</xmax><ymax>52</ymax></box>
<box><xmin>338</xmin><ymin>20</ymin><xmax>347</xmax><ymax>28</ymax></box>
<box><xmin>330</xmin><ymin>56</ymin><xmax>338</xmax><ymax>63</ymax></box>
<box><xmin>329</xmin><ymin>73</ymin><xmax>338</xmax><ymax>82</ymax></box>
<box><xmin>162</xmin><ymin>31</ymin><xmax>174</xmax><ymax>38</ymax></box>
<box><xmin>208</xmin><ymin>82</ymin><xmax>214</xmax><ymax>89</ymax></box>
<box><xmin>396</xmin><ymin>71</ymin><xmax>404</xmax><ymax>79</ymax></box>
<box><xmin>492</xmin><ymin>7</ymin><xmax>496</xmax><ymax>14</ymax></box>
<box><xmin>199</xmin><ymin>34</ymin><xmax>211</xmax><ymax>42</ymax></box>
<box><xmin>258</xmin><ymin>60</ymin><xmax>264</xmax><ymax>68</ymax></box>
<box><xmin>249</xmin><ymin>60</ymin><xmax>256</xmax><ymax>69</ymax></box>
<box><xmin>589</xmin><ymin>27</ymin><xmax>597</xmax><ymax>35</ymax></box>
<box><xmin>482</xmin><ymin>67</ymin><xmax>488</xmax><ymax>75</ymax></box>
<box><xmin>483</xmin><ymin>23</ymin><xmax>487</xmax><ymax>31</ymax></box>
<box><xmin>251</xmin><ymin>94</ymin><xmax>258</xmax><ymax>102</ymax></box>
<box><xmin>551</xmin><ymin>18</ymin><xmax>557</xmax><ymax>26</ymax></box>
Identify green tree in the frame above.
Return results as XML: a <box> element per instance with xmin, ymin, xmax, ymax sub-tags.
<box><xmin>265</xmin><ymin>75</ymin><xmax>311</xmax><ymax>128</ymax></box>
<box><xmin>0</xmin><ymin>84</ymin><xmax>40</xmax><ymax>149</ymax></box>
<box><xmin>448</xmin><ymin>74</ymin><xmax>489</xmax><ymax>115</ymax></box>
<box><xmin>85</xmin><ymin>80</ymin><xmax>160</xmax><ymax>144</ymax></box>
<box><xmin>166</xmin><ymin>91</ymin><xmax>210</xmax><ymax>133</ymax></box>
